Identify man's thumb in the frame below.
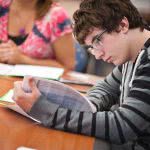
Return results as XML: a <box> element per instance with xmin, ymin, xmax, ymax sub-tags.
<box><xmin>29</xmin><ymin>78</ymin><xmax>37</xmax><ymax>91</ymax></box>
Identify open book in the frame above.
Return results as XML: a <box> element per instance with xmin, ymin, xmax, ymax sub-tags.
<box><xmin>0</xmin><ymin>89</ymin><xmax>41</xmax><ymax>123</ymax></box>
<box><xmin>0</xmin><ymin>63</ymin><xmax>64</xmax><ymax>80</ymax></box>
<box><xmin>0</xmin><ymin>76</ymin><xmax>96</xmax><ymax>122</ymax></box>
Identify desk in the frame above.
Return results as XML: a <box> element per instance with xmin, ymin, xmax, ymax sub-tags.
<box><xmin>0</xmin><ymin>72</ymin><xmax>109</xmax><ymax>150</ymax></box>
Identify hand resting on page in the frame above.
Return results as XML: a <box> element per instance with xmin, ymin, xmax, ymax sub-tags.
<box><xmin>13</xmin><ymin>77</ymin><xmax>41</xmax><ymax>112</ymax></box>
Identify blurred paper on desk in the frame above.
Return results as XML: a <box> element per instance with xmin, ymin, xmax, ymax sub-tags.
<box><xmin>17</xmin><ymin>146</ymin><xmax>37</xmax><ymax>150</ymax></box>
<box><xmin>0</xmin><ymin>63</ymin><xmax>64</xmax><ymax>80</ymax></box>
<box><xmin>0</xmin><ymin>89</ymin><xmax>15</xmax><ymax>105</ymax></box>
<box><xmin>22</xmin><ymin>76</ymin><xmax>96</xmax><ymax>113</ymax></box>
<box><xmin>65</xmin><ymin>71</ymin><xmax>104</xmax><ymax>85</ymax></box>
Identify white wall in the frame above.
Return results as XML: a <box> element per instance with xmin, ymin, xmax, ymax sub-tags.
<box><xmin>59</xmin><ymin>0</ymin><xmax>80</xmax><ymax>19</ymax></box>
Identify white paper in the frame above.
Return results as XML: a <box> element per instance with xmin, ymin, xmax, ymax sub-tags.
<box><xmin>0</xmin><ymin>63</ymin><xmax>64</xmax><ymax>80</ymax></box>
<box><xmin>0</xmin><ymin>89</ymin><xmax>41</xmax><ymax>123</ymax></box>
<box><xmin>0</xmin><ymin>63</ymin><xmax>14</xmax><ymax>75</ymax></box>
<box><xmin>17</xmin><ymin>147</ymin><xmax>37</xmax><ymax>150</ymax></box>
<box><xmin>7</xmin><ymin>102</ymin><xmax>41</xmax><ymax>123</ymax></box>
<box><xmin>0</xmin><ymin>89</ymin><xmax>14</xmax><ymax>103</ymax></box>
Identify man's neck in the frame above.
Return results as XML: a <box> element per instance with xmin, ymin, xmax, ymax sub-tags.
<box><xmin>129</xmin><ymin>28</ymin><xmax>150</xmax><ymax>62</ymax></box>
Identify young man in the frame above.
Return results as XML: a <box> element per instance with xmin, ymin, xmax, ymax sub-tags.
<box><xmin>13</xmin><ymin>0</ymin><xmax>150</xmax><ymax>149</ymax></box>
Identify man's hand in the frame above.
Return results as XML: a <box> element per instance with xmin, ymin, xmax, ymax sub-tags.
<box><xmin>13</xmin><ymin>77</ymin><xmax>41</xmax><ymax>112</ymax></box>
<box><xmin>0</xmin><ymin>40</ymin><xmax>25</xmax><ymax>64</ymax></box>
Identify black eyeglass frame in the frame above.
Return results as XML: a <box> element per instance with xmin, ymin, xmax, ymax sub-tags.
<box><xmin>83</xmin><ymin>29</ymin><xmax>107</xmax><ymax>52</ymax></box>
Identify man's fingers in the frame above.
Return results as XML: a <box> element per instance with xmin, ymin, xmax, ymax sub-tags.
<box><xmin>13</xmin><ymin>81</ymin><xmax>25</xmax><ymax>100</ymax></box>
<box><xmin>13</xmin><ymin>80</ymin><xmax>39</xmax><ymax>112</ymax></box>
<box><xmin>14</xmin><ymin>81</ymin><xmax>23</xmax><ymax>90</ymax></box>
<box><xmin>28</xmin><ymin>78</ymin><xmax>40</xmax><ymax>94</ymax></box>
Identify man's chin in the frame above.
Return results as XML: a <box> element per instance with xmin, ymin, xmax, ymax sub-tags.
<box><xmin>112</xmin><ymin>60</ymin><xmax>121</xmax><ymax>66</ymax></box>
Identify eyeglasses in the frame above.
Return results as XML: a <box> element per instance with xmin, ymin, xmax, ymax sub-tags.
<box><xmin>84</xmin><ymin>29</ymin><xmax>107</xmax><ymax>53</ymax></box>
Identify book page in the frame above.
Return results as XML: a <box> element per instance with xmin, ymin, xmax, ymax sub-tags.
<box><xmin>0</xmin><ymin>89</ymin><xmax>14</xmax><ymax>103</ymax></box>
<box><xmin>6</xmin><ymin>64</ymin><xmax>64</xmax><ymax>80</ymax></box>
<box><xmin>0</xmin><ymin>63</ymin><xmax>14</xmax><ymax>75</ymax></box>
<box><xmin>23</xmin><ymin>77</ymin><xmax>96</xmax><ymax>113</ymax></box>
<box><xmin>7</xmin><ymin>103</ymin><xmax>41</xmax><ymax>123</ymax></box>
<box><xmin>0</xmin><ymin>89</ymin><xmax>41</xmax><ymax>123</ymax></box>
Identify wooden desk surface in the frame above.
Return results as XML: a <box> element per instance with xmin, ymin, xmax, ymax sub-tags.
<box><xmin>0</xmin><ymin>73</ymin><xmax>100</xmax><ymax>150</ymax></box>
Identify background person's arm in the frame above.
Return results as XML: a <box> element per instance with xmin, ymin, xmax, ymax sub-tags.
<box><xmin>0</xmin><ymin>33</ymin><xmax>75</xmax><ymax>70</ymax></box>
<box><xmin>52</xmin><ymin>33</ymin><xmax>75</xmax><ymax>70</ymax></box>
<box><xmin>17</xmin><ymin>33</ymin><xmax>76</xmax><ymax>70</ymax></box>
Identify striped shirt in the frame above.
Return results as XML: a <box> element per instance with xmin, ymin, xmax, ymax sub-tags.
<box><xmin>29</xmin><ymin>41</ymin><xmax>150</xmax><ymax>150</ymax></box>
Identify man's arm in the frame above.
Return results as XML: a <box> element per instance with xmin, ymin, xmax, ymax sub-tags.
<box><xmin>87</xmin><ymin>65</ymin><xmax>122</xmax><ymax>111</ymax></box>
<box><xmin>28</xmin><ymin>61</ymin><xmax>150</xmax><ymax>145</ymax></box>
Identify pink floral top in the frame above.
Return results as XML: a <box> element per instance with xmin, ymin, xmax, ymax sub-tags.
<box><xmin>0</xmin><ymin>0</ymin><xmax>72</xmax><ymax>59</ymax></box>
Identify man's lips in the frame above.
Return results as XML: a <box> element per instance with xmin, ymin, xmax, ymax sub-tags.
<box><xmin>104</xmin><ymin>56</ymin><xmax>112</xmax><ymax>62</ymax></box>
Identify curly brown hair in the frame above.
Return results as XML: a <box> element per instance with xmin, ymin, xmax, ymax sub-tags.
<box><xmin>73</xmin><ymin>0</ymin><xmax>148</xmax><ymax>44</ymax></box>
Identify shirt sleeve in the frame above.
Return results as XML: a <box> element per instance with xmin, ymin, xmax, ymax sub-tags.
<box><xmin>0</xmin><ymin>0</ymin><xmax>9</xmax><ymax>7</ymax></box>
<box><xmin>86</xmin><ymin>65</ymin><xmax>122</xmax><ymax>111</ymax></box>
<box><xmin>29</xmin><ymin>60</ymin><xmax>150</xmax><ymax>145</ymax></box>
<box><xmin>47</xmin><ymin>4</ymin><xmax>72</xmax><ymax>43</ymax></box>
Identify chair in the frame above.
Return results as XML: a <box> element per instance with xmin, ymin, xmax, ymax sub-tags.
<box><xmin>75</xmin><ymin>42</ymin><xmax>88</xmax><ymax>72</ymax></box>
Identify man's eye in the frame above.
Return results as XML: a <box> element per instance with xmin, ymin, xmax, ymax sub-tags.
<box><xmin>94</xmin><ymin>37</ymin><xmax>101</xmax><ymax>44</ymax></box>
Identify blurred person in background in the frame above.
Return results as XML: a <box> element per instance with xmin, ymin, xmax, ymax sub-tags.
<box><xmin>0</xmin><ymin>0</ymin><xmax>75</xmax><ymax>70</ymax></box>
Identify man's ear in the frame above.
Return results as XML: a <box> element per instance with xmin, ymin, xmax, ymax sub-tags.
<box><xmin>117</xmin><ymin>17</ymin><xmax>129</xmax><ymax>33</ymax></box>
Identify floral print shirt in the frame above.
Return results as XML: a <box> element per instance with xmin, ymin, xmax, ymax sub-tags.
<box><xmin>0</xmin><ymin>0</ymin><xmax>72</xmax><ymax>59</ymax></box>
